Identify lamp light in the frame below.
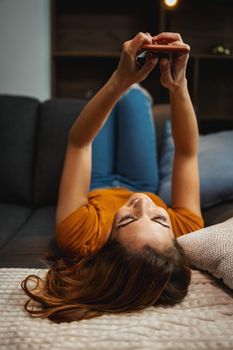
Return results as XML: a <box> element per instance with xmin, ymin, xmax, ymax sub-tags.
<box><xmin>164</xmin><ymin>0</ymin><xmax>178</xmax><ymax>9</ymax></box>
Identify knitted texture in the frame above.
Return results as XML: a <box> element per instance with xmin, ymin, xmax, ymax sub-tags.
<box><xmin>0</xmin><ymin>268</ymin><xmax>233</xmax><ymax>349</ymax></box>
<box><xmin>178</xmin><ymin>218</ymin><xmax>233</xmax><ymax>289</ymax></box>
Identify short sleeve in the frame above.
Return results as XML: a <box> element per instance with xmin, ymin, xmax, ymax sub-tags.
<box><xmin>56</xmin><ymin>204</ymin><xmax>103</xmax><ymax>256</ymax></box>
<box><xmin>167</xmin><ymin>207</ymin><xmax>204</xmax><ymax>237</ymax></box>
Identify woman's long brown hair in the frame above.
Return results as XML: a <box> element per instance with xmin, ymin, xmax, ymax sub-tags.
<box><xmin>21</xmin><ymin>235</ymin><xmax>191</xmax><ymax>323</ymax></box>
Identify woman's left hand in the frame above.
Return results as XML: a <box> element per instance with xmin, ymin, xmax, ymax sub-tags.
<box><xmin>152</xmin><ymin>32</ymin><xmax>190</xmax><ymax>91</ymax></box>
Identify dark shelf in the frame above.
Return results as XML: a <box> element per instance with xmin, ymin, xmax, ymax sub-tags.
<box><xmin>54</xmin><ymin>51</ymin><xmax>121</xmax><ymax>58</ymax></box>
<box><xmin>51</xmin><ymin>0</ymin><xmax>233</xmax><ymax>122</ymax></box>
<box><xmin>191</xmin><ymin>54</ymin><xmax>233</xmax><ymax>60</ymax></box>
<box><xmin>54</xmin><ymin>52</ymin><xmax>233</xmax><ymax>60</ymax></box>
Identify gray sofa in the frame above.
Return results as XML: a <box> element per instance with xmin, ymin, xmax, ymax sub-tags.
<box><xmin>1</xmin><ymin>94</ymin><xmax>233</xmax><ymax>268</ymax></box>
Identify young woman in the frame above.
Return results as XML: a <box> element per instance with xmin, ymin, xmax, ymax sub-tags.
<box><xmin>21</xmin><ymin>32</ymin><xmax>204</xmax><ymax>323</ymax></box>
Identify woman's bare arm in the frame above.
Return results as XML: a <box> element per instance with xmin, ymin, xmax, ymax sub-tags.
<box><xmin>55</xmin><ymin>32</ymin><xmax>158</xmax><ymax>226</ymax></box>
<box><xmin>55</xmin><ymin>77</ymin><xmax>127</xmax><ymax>225</ymax></box>
<box><xmin>169</xmin><ymin>85</ymin><xmax>201</xmax><ymax>217</ymax></box>
<box><xmin>153</xmin><ymin>32</ymin><xmax>201</xmax><ymax>217</ymax></box>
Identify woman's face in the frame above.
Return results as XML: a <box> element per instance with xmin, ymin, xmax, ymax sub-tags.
<box><xmin>109</xmin><ymin>193</ymin><xmax>175</xmax><ymax>252</ymax></box>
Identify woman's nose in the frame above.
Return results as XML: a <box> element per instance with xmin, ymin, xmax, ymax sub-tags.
<box><xmin>133</xmin><ymin>198</ymin><xmax>149</xmax><ymax>214</ymax></box>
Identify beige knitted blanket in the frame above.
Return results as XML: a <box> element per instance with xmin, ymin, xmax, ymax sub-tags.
<box><xmin>0</xmin><ymin>267</ymin><xmax>233</xmax><ymax>350</ymax></box>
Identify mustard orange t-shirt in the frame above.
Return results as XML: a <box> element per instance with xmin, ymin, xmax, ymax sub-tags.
<box><xmin>56</xmin><ymin>188</ymin><xmax>204</xmax><ymax>257</ymax></box>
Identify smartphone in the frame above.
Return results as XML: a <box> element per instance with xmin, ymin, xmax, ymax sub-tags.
<box><xmin>141</xmin><ymin>44</ymin><xmax>190</xmax><ymax>56</ymax></box>
<box><xmin>136</xmin><ymin>43</ymin><xmax>190</xmax><ymax>66</ymax></box>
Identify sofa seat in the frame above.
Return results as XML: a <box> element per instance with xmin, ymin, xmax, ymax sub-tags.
<box><xmin>0</xmin><ymin>203</ymin><xmax>32</xmax><ymax>248</ymax></box>
<box><xmin>0</xmin><ymin>206</ymin><xmax>57</xmax><ymax>268</ymax></box>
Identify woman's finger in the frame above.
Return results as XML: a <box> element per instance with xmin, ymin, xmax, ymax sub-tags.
<box><xmin>127</xmin><ymin>32</ymin><xmax>153</xmax><ymax>55</ymax></box>
<box><xmin>171</xmin><ymin>40</ymin><xmax>183</xmax><ymax>46</ymax></box>
<box><xmin>152</xmin><ymin>32</ymin><xmax>183</xmax><ymax>44</ymax></box>
<box><xmin>134</xmin><ymin>51</ymin><xmax>158</xmax><ymax>81</ymax></box>
<box><xmin>137</xmin><ymin>56</ymin><xmax>158</xmax><ymax>79</ymax></box>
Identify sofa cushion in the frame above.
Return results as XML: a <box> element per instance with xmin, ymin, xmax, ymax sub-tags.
<box><xmin>0</xmin><ymin>95</ymin><xmax>39</xmax><ymax>205</ymax></box>
<box><xmin>202</xmin><ymin>201</ymin><xmax>233</xmax><ymax>227</ymax></box>
<box><xmin>33</xmin><ymin>98</ymin><xmax>87</xmax><ymax>206</ymax></box>
<box><xmin>178</xmin><ymin>217</ymin><xmax>233</xmax><ymax>290</ymax></box>
<box><xmin>158</xmin><ymin>121</ymin><xmax>233</xmax><ymax>209</ymax></box>
<box><xmin>0</xmin><ymin>206</ymin><xmax>57</xmax><ymax>268</ymax></box>
<box><xmin>0</xmin><ymin>203</ymin><xmax>32</xmax><ymax>248</ymax></box>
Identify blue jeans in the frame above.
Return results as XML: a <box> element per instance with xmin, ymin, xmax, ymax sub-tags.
<box><xmin>90</xmin><ymin>84</ymin><xmax>159</xmax><ymax>194</ymax></box>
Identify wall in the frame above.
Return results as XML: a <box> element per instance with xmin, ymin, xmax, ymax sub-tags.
<box><xmin>0</xmin><ymin>0</ymin><xmax>50</xmax><ymax>101</ymax></box>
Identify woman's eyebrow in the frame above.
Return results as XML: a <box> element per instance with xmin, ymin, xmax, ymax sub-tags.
<box><xmin>115</xmin><ymin>218</ymin><xmax>170</xmax><ymax>230</ymax></box>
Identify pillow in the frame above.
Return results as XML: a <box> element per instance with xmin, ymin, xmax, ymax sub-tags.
<box><xmin>158</xmin><ymin>121</ymin><xmax>233</xmax><ymax>208</ymax></box>
<box><xmin>177</xmin><ymin>217</ymin><xmax>233</xmax><ymax>289</ymax></box>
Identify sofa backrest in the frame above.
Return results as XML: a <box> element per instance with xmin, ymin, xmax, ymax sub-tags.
<box><xmin>0</xmin><ymin>94</ymin><xmax>39</xmax><ymax>205</ymax></box>
<box><xmin>0</xmin><ymin>94</ymin><xmax>169</xmax><ymax>207</ymax></box>
<box><xmin>33</xmin><ymin>98</ymin><xmax>87</xmax><ymax>206</ymax></box>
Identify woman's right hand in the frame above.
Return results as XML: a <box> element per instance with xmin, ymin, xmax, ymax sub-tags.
<box><xmin>152</xmin><ymin>32</ymin><xmax>190</xmax><ymax>92</ymax></box>
<box><xmin>113</xmin><ymin>32</ymin><xmax>158</xmax><ymax>90</ymax></box>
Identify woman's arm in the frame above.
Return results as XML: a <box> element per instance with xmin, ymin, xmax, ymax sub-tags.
<box><xmin>55</xmin><ymin>32</ymin><xmax>158</xmax><ymax>226</ymax></box>
<box><xmin>153</xmin><ymin>32</ymin><xmax>201</xmax><ymax>217</ymax></box>
<box><xmin>169</xmin><ymin>85</ymin><xmax>201</xmax><ymax>217</ymax></box>
<box><xmin>69</xmin><ymin>33</ymin><xmax>158</xmax><ymax>147</ymax></box>
<box><xmin>68</xmin><ymin>76</ymin><xmax>124</xmax><ymax>148</ymax></box>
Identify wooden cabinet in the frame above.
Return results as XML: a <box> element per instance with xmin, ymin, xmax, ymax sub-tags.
<box><xmin>51</xmin><ymin>0</ymin><xmax>233</xmax><ymax>122</ymax></box>
<box><xmin>51</xmin><ymin>0</ymin><xmax>160</xmax><ymax>99</ymax></box>
<box><xmin>164</xmin><ymin>0</ymin><xmax>233</xmax><ymax>122</ymax></box>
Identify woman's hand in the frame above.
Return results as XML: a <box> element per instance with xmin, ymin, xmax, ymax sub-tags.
<box><xmin>152</xmin><ymin>32</ymin><xmax>190</xmax><ymax>92</ymax></box>
<box><xmin>113</xmin><ymin>32</ymin><xmax>158</xmax><ymax>90</ymax></box>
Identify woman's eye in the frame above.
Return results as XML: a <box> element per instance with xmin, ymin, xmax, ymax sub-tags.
<box><xmin>119</xmin><ymin>215</ymin><xmax>135</xmax><ymax>223</ymax></box>
<box><xmin>152</xmin><ymin>215</ymin><xmax>167</xmax><ymax>222</ymax></box>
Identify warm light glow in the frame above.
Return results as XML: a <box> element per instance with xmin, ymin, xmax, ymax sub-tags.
<box><xmin>164</xmin><ymin>0</ymin><xmax>178</xmax><ymax>8</ymax></box>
